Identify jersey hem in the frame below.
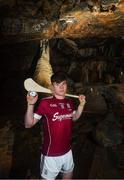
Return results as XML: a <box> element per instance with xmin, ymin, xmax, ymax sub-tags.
<box><xmin>41</xmin><ymin>148</ymin><xmax>71</xmax><ymax>157</ymax></box>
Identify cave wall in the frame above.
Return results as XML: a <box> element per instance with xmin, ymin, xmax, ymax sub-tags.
<box><xmin>0</xmin><ymin>0</ymin><xmax>124</xmax><ymax>179</ymax></box>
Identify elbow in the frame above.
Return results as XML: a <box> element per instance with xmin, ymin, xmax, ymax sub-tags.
<box><xmin>24</xmin><ymin>116</ymin><xmax>34</xmax><ymax>128</ymax></box>
<box><xmin>24</xmin><ymin>122</ymin><xmax>33</xmax><ymax>128</ymax></box>
<box><xmin>25</xmin><ymin>124</ymin><xmax>31</xmax><ymax>128</ymax></box>
<box><xmin>73</xmin><ymin>114</ymin><xmax>82</xmax><ymax>121</ymax></box>
<box><xmin>72</xmin><ymin>116</ymin><xmax>79</xmax><ymax>121</ymax></box>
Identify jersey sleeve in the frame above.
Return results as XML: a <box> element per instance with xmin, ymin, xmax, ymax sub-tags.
<box><xmin>33</xmin><ymin>100</ymin><xmax>46</xmax><ymax>120</ymax></box>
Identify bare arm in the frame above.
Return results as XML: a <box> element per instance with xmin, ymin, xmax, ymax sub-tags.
<box><xmin>24</xmin><ymin>93</ymin><xmax>39</xmax><ymax>128</ymax></box>
<box><xmin>72</xmin><ymin>95</ymin><xmax>86</xmax><ymax>121</ymax></box>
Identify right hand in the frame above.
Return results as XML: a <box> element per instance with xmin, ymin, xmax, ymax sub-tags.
<box><xmin>26</xmin><ymin>93</ymin><xmax>38</xmax><ymax>105</ymax></box>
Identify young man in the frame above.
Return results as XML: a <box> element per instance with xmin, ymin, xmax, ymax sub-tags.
<box><xmin>24</xmin><ymin>72</ymin><xmax>86</xmax><ymax>179</ymax></box>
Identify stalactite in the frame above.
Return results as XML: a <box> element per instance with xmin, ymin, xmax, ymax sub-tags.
<box><xmin>34</xmin><ymin>40</ymin><xmax>53</xmax><ymax>88</ymax></box>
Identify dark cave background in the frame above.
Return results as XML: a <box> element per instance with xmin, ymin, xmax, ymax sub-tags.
<box><xmin>0</xmin><ymin>0</ymin><xmax>124</xmax><ymax>179</ymax></box>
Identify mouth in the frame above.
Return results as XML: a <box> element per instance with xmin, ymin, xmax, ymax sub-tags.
<box><xmin>59</xmin><ymin>91</ymin><xmax>65</xmax><ymax>95</ymax></box>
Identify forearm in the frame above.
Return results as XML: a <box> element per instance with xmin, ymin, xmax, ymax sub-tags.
<box><xmin>24</xmin><ymin>104</ymin><xmax>35</xmax><ymax>128</ymax></box>
<box><xmin>73</xmin><ymin>102</ymin><xmax>85</xmax><ymax>121</ymax></box>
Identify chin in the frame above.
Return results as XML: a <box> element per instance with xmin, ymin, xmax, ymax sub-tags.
<box><xmin>59</xmin><ymin>94</ymin><xmax>65</xmax><ymax>97</ymax></box>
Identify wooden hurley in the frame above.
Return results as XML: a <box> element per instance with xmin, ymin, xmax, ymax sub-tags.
<box><xmin>24</xmin><ymin>78</ymin><xmax>79</xmax><ymax>98</ymax></box>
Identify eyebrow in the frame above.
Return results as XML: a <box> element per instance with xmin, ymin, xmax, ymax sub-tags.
<box><xmin>54</xmin><ymin>81</ymin><xmax>67</xmax><ymax>85</ymax></box>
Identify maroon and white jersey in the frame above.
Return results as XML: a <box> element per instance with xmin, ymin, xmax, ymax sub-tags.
<box><xmin>34</xmin><ymin>96</ymin><xmax>75</xmax><ymax>156</ymax></box>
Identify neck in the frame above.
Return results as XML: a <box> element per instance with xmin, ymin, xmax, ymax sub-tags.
<box><xmin>54</xmin><ymin>94</ymin><xmax>65</xmax><ymax>99</ymax></box>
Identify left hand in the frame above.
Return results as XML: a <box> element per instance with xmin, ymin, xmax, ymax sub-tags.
<box><xmin>78</xmin><ymin>95</ymin><xmax>86</xmax><ymax>105</ymax></box>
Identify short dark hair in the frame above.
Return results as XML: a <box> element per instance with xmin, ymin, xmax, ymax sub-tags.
<box><xmin>51</xmin><ymin>72</ymin><xmax>68</xmax><ymax>84</ymax></box>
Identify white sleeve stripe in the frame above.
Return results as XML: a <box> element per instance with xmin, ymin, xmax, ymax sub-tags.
<box><xmin>33</xmin><ymin>113</ymin><xmax>42</xmax><ymax>120</ymax></box>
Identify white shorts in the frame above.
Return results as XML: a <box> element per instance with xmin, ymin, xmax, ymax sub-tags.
<box><xmin>40</xmin><ymin>150</ymin><xmax>74</xmax><ymax>179</ymax></box>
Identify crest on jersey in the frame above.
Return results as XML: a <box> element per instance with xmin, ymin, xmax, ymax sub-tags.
<box><xmin>59</xmin><ymin>103</ymin><xmax>65</xmax><ymax>109</ymax></box>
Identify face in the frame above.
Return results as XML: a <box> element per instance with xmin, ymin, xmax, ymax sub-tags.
<box><xmin>52</xmin><ymin>80</ymin><xmax>67</xmax><ymax>99</ymax></box>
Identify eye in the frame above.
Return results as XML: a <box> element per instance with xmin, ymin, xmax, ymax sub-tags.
<box><xmin>54</xmin><ymin>82</ymin><xmax>59</xmax><ymax>86</ymax></box>
<box><xmin>56</xmin><ymin>83</ymin><xmax>60</xmax><ymax>86</ymax></box>
<box><xmin>63</xmin><ymin>82</ymin><xmax>67</xmax><ymax>86</ymax></box>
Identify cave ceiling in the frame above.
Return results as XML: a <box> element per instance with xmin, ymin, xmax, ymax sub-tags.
<box><xmin>0</xmin><ymin>0</ymin><xmax>124</xmax><ymax>77</ymax></box>
<box><xmin>0</xmin><ymin>0</ymin><xmax>124</xmax><ymax>43</ymax></box>
<box><xmin>0</xmin><ymin>0</ymin><xmax>124</xmax><ymax>113</ymax></box>
<box><xmin>0</xmin><ymin>0</ymin><xmax>124</xmax><ymax>71</ymax></box>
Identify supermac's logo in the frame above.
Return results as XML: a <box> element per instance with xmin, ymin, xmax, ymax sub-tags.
<box><xmin>52</xmin><ymin>112</ymin><xmax>72</xmax><ymax>121</ymax></box>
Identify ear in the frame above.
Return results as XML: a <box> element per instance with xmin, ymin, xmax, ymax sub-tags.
<box><xmin>49</xmin><ymin>84</ymin><xmax>54</xmax><ymax>93</ymax></box>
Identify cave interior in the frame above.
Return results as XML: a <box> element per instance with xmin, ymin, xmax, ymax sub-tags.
<box><xmin>0</xmin><ymin>0</ymin><xmax>124</xmax><ymax>179</ymax></box>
